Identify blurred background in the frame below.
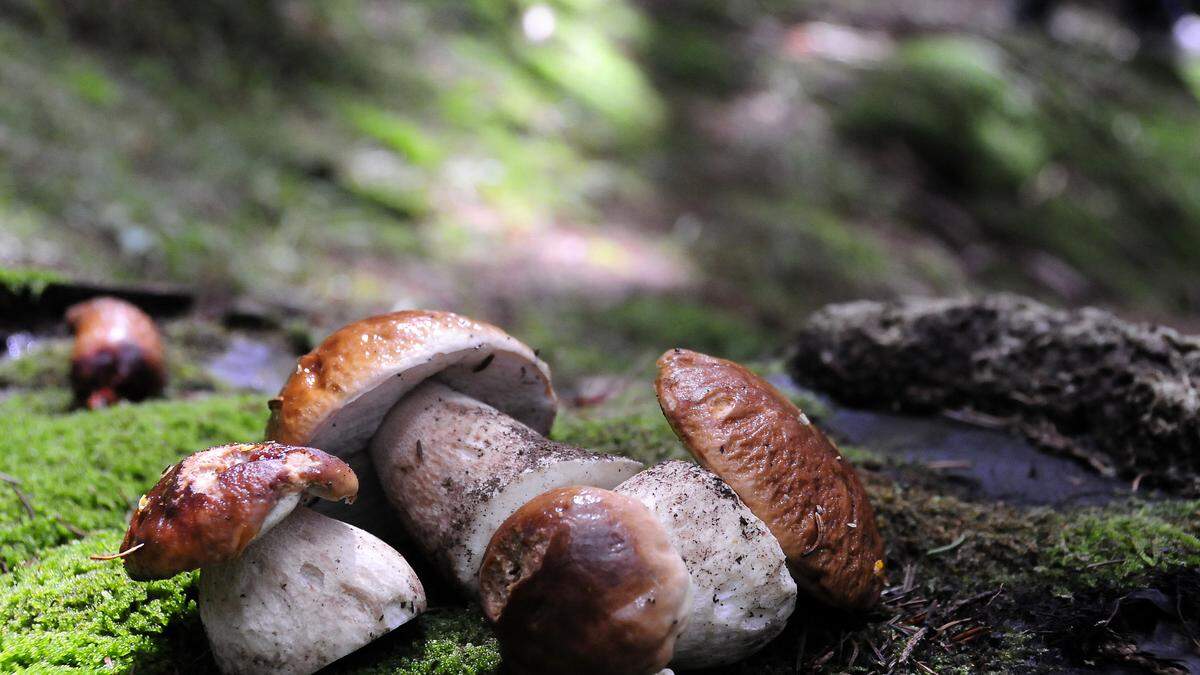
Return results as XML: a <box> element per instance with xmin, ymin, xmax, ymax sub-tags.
<box><xmin>3</xmin><ymin>0</ymin><xmax>1200</xmax><ymax>381</ymax></box>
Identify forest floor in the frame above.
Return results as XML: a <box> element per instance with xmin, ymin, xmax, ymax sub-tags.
<box><xmin>2</xmin><ymin>1</ymin><xmax>1200</xmax><ymax>672</ymax></box>
<box><xmin>1</xmin><ymin>286</ymin><xmax>1197</xmax><ymax>673</ymax></box>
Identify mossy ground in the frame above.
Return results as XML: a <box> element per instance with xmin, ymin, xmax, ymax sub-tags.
<box><xmin>0</xmin><ymin>394</ymin><xmax>265</xmax><ymax>569</ymax></box>
<box><xmin>0</xmin><ymin>267</ymin><xmax>66</xmax><ymax>297</ymax></box>
<box><xmin>3</xmin><ymin>2</ymin><xmax>1200</xmax><ymax>670</ymax></box>
<box><xmin>1</xmin><ymin>345</ymin><xmax>1197</xmax><ymax>672</ymax></box>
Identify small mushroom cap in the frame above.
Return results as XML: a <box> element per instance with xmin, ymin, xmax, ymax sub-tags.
<box><xmin>120</xmin><ymin>442</ymin><xmax>358</xmax><ymax>580</ymax></box>
<box><xmin>66</xmin><ymin>296</ymin><xmax>165</xmax><ymax>408</ymax></box>
<box><xmin>266</xmin><ymin>310</ymin><xmax>556</xmax><ymax>457</ymax></box>
<box><xmin>655</xmin><ymin>349</ymin><xmax>885</xmax><ymax>610</ymax></box>
<box><xmin>479</xmin><ymin>486</ymin><xmax>692</xmax><ymax>675</ymax></box>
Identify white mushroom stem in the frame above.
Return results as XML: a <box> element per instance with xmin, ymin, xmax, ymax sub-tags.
<box><xmin>616</xmin><ymin>461</ymin><xmax>797</xmax><ymax>669</ymax></box>
<box><xmin>369</xmin><ymin>380</ymin><xmax>642</xmax><ymax>592</ymax></box>
<box><xmin>199</xmin><ymin>507</ymin><xmax>427</xmax><ymax>675</ymax></box>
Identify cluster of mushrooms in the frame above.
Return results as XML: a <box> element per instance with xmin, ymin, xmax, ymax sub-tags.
<box><xmin>97</xmin><ymin>309</ymin><xmax>884</xmax><ymax>674</ymax></box>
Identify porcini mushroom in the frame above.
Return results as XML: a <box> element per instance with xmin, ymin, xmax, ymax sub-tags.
<box><xmin>655</xmin><ymin>349</ymin><xmax>885</xmax><ymax>610</ymax></box>
<box><xmin>369</xmin><ymin>379</ymin><xmax>642</xmax><ymax>591</ymax></box>
<box><xmin>479</xmin><ymin>486</ymin><xmax>692</xmax><ymax>675</ymax></box>
<box><xmin>615</xmin><ymin>461</ymin><xmax>797</xmax><ymax>668</ymax></box>
<box><xmin>113</xmin><ymin>442</ymin><xmax>426</xmax><ymax>675</ymax></box>
<box><xmin>66</xmin><ymin>296</ymin><xmax>165</xmax><ymax>409</ymax></box>
<box><xmin>266</xmin><ymin>310</ymin><xmax>642</xmax><ymax>591</ymax></box>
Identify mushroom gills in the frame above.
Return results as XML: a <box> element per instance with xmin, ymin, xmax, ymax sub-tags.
<box><xmin>616</xmin><ymin>461</ymin><xmax>797</xmax><ymax>669</ymax></box>
<box><xmin>199</xmin><ymin>507</ymin><xmax>426</xmax><ymax>675</ymax></box>
<box><xmin>369</xmin><ymin>380</ymin><xmax>642</xmax><ymax>592</ymax></box>
<box><xmin>306</xmin><ymin>347</ymin><xmax>556</xmax><ymax>458</ymax></box>
<box><xmin>257</xmin><ymin>492</ymin><xmax>301</xmax><ymax>538</ymax></box>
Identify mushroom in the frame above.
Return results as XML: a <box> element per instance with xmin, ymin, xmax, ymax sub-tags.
<box><xmin>113</xmin><ymin>442</ymin><xmax>426</xmax><ymax>675</ymax></box>
<box><xmin>66</xmin><ymin>296</ymin><xmax>165</xmax><ymax>409</ymax></box>
<box><xmin>478</xmin><ymin>486</ymin><xmax>692</xmax><ymax>675</ymax></box>
<box><xmin>266</xmin><ymin>310</ymin><xmax>642</xmax><ymax>591</ymax></box>
<box><xmin>655</xmin><ymin>349</ymin><xmax>886</xmax><ymax>610</ymax></box>
<box><xmin>615</xmin><ymin>461</ymin><xmax>797</xmax><ymax>668</ymax></box>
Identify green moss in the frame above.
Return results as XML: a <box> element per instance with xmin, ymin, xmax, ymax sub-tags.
<box><xmin>1046</xmin><ymin>501</ymin><xmax>1200</xmax><ymax>587</ymax></box>
<box><xmin>338</xmin><ymin>607</ymin><xmax>500</xmax><ymax>675</ymax></box>
<box><xmin>343</xmin><ymin>102</ymin><xmax>444</xmax><ymax>168</ymax></box>
<box><xmin>839</xmin><ymin>36</ymin><xmax>1045</xmax><ymax>191</ymax></box>
<box><xmin>554</xmin><ymin>402</ymin><xmax>685</xmax><ymax>466</ymax></box>
<box><xmin>63</xmin><ymin>63</ymin><xmax>120</xmax><ymax>108</ymax></box>
<box><xmin>0</xmin><ymin>341</ymin><xmax>70</xmax><ymax>390</ymax></box>
<box><xmin>516</xmin><ymin>295</ymin><xmax>772</xmax><ymax>381</ymax></box>
<box><xmin>0</xmin><ymin>532</ymin><xmax>200</xmax><ymax>672</ymax></box>
<box><xmin>0</xmin><ymin>389</ymin><xmax>73</xmax><ymax>418</ymax></box>
<box><xmin>0</xmin><ymin>267</ymin><xmax>66</xmax><ymax>297</ymax></box>
<box><xmin>0</xmin><ymin>395</ymin><xmax>266</xmax><ymax>569</ymax></box>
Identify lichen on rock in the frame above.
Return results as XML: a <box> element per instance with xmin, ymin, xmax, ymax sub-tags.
<box><xmin>790</xmin><ymin>294</ymin><xmax>1200</xmax><ymax>493</ymax></box>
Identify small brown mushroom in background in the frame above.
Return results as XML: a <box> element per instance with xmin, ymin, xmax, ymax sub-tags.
<box><xmin>66</xmin><ymin>296</ymin><xmax>165</xmax><ymax>409</ymax></box>
<box><xmin>266</xmin><ymin>310</ymin><xmax>641</xmax><ymax>592</ymax></box>
<box><xmin>109</xmin><ymin>442</ymin><xmax>427</xmax><ymax>675</ymax></box>
<box><xmin>655</xmin><ymin>349</ymin><xmax>886</xmax><ymax>611</ymax></box>
<box><xmin>479</xmin><ymin>486</ymin><xmax>693</xmax><ymax>675</ymax></box>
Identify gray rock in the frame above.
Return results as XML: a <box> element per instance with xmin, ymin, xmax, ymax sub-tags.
<box><xmin>789</xmin><ymin>294</ymin><xmax>1200</xmax><ymax>493</ymax></box>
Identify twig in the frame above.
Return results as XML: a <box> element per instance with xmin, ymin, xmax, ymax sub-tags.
<box><xmin>868</xmin><ymin>638</ymin><xmax>886</xmax><ymax>666</ymax></box>
<box><xmin>89</xmin><ymin>542</ymin><xmax>143</xmax><ymax>561</ymax></box>
<box><xmin>927</xmin><ymin>533</ymin><xmax>968</xmax><ymax>556</ymax></box>
<box><xmin>898</xmin><ymin>626</ymin><xmax>930</xmax><ymax>665</ymax></box>
<box><xmin>936</xmin><ymin>618</ymin><xmax>972</xmax><ymax>633</ymax></box>
<box><xmin>55</xmin><ymin>518</ymin><xmax>87</xmax><ymax>538</ymax></box>
<box><xmin>924</xmin><ymin>459</ymin><xmax>973</xmax><ymax>471</ymax></box>
<box><xmin>950</xmin><ymin>625</ymin><xmax>989</xmax><ymax>644</ymax></box>
<box><xmin>0</xmin><ymin>472</ymin><xmax>35</xmax><ymax>519</ymax></box>
<box><xmin>946</xmin><ymin>586</ymin><xmax>1003</xmax><ymax>614</ymax></box>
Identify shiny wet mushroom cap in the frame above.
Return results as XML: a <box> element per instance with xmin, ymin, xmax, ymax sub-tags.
<box><xmin>66</xmin><ymin>296</ymin><xmax>166</xmax><ymax>409</ymax></box>
<box><xmin>119</xmin><ymin>442</ymin><xmax>358</xmax><ymax>580</ymax></box>
<box><xmin>479</xmin><ymin>486</ymin><xmax>692</xmax><ymax>675</ymax></box>
<box><xmin>266</xmin><ymin>309</ymin><xmax>557</xmax><ymax>457</ymax></box>
<box><xmin>655</xmin><ymin>349</ymin><xmax>886</xmax><ymax>610</ymax></box>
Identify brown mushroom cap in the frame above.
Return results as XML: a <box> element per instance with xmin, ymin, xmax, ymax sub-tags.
<box><xmin>479</xmin><ymin>486</ymin><xmax>692</xmax><ymax>675</ymax></box>
<box><xmin>266</xmin><ymin>310</ymin><xmax>556</xmax><ymax>458</ymax></box>
<box><xmin>655</xmin><ymin>349</ymin><xmax>885</xmax><ymax>610</ymax></box>
<box><xmin>66</xmin><ymin>296</ymin><xmax>165</xmax><ymax>409</ymax></box>
<box><xmin>119</xmin><ymin>442</ymin><xmax>358</xmax><ymax>580</ymax></box>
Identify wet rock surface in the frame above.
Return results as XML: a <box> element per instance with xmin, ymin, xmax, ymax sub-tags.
<box><xmin>790</xmin><ymin>295</ymin><xmax>1200</xmax><ymax>494</ymax></box>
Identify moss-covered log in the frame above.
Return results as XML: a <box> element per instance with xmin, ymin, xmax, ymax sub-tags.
<box><xmin>790</xmin><ymin>294</ymin><xmax>1200</xmax><ymax>494</ymax></box>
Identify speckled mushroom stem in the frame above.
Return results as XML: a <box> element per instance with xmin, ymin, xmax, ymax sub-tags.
<box><xmin>615</xmin><ymin>461</ymin><xmax>797</xmax><ymax>668</ymax></box>
<box><xmin>368</xmin><ymin>379</ymin><xmax>642</xmax><ymax>592</ymax></box>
